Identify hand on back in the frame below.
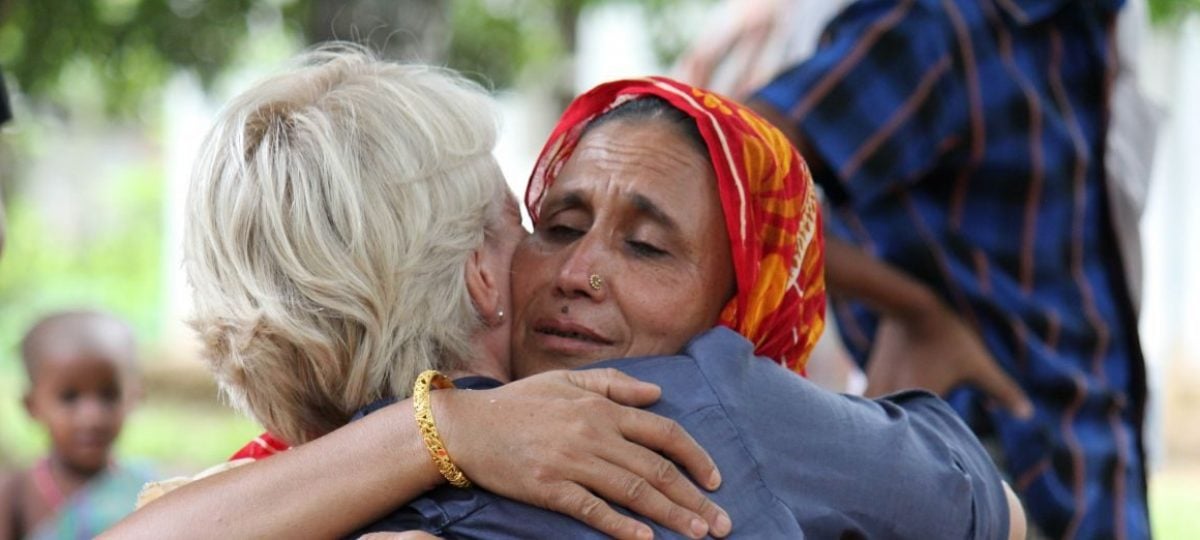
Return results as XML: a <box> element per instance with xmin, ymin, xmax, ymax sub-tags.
<box><xmin>436</xmin><ymin>368</ymin><xmax>732</xmax><ymax>539</ymax></box>
<box><xmin>864</xmin><ymin>301</ymin><xmax>1033</xmax><ymax>420</ymax></box>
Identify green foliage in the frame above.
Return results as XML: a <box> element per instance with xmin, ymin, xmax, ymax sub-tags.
<box><xmin>0</xmin><ymin>0</ymin><xmax>699</xmax><ymax>114</ymax></box>
<box><xmin>1148</xmin><ymin>0</ymin><xmax>1200</xmax><ymax>23</ymax></box>
<box><xmin>0</xmin><ymin>0</ymin><xmax>306</xmax><ymax>114</ymax></box>
<box><xmin>1150</xmin><ymin>468</ymin><xmax>1200</xmax><ymax>538</ymax></box>
<box><xmin>0</xmin><ymin>158</ymin><xmax>167</xmax><ymax>352</ymax></box>
<box><xmin>448</xmin><ymin>0</ymin><xmax>565</xmax><ymax>89</ymax></box>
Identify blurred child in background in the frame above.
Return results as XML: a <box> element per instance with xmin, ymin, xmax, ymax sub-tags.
<box><xmin>0</xmin><ymin>310</ymin><xmax>151</xmax><ymax>540</ymax></box>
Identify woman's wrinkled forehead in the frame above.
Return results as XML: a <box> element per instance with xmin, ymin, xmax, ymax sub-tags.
<box><xmin>527</xmin><ymin>91</ymin><xmax>716</xmax><ymax>222</ymax></box>
<box><xmin>541</xmin><ymin>119</ymin><xmax>721</xmax><ymax>228</ymax></box>
<box><xmin>527</xmin><ymin>77</ymin><xmax>825</xmax><ymax>372</ymax></box>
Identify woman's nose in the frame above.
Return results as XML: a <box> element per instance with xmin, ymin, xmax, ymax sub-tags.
<box><xmin>554</xmin><ymin>236</ymin><xmax>608</xmax><ymax>302</ymax></box>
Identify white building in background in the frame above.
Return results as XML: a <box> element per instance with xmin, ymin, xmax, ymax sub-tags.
<box><xmin>1141</xmin><ymin>17</ymin><xmax>1200</xmax><ymax>370</ymax></box>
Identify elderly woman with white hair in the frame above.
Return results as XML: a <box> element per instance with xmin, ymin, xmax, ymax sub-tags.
<box><xmin>184</xmin><ymin>46</ymin><xmax>521</xmax><ymax>445</ymax></box>
<box><xmin>121</xmin><ymin>45</ymin><xmax>728</xmax><ymax>540</ymax></box>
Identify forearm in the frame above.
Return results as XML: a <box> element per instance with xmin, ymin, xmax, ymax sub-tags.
<box><xmin>103</xmin><ymin>399</ymin><xmax>442</xmax><ymax>539</ymax></box>
<box><xmin>824</xmin><ymin>236</ymin><xmax>941</xmax><ymax>318</ymax></box>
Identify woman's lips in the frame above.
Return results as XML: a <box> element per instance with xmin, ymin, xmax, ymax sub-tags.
<box><xmin>532</xmin><ymin>318</ymin><xmax>615</xmax><ymax>353</ymax></box>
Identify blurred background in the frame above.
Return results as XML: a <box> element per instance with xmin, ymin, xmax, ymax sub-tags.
<box><xmin>0</xmin><ymin>0</ymin><xmax>1196</xmax><ymax>536</ymax></box>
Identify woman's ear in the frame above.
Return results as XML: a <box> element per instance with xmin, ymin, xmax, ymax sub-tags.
<box><xmin>465</xmin><ymin>247</ymin><xmax>503</xmax><ymax>327</ymax></box>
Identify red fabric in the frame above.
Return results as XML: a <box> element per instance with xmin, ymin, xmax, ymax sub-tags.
<box><xmin>526</xmin><ymin>77</ymin><xmax>826</xmax><ymax>373</ymax></box>
<box><xmin>229</xmin><ymin>432</ymin><xmax>290</xmax><ymax>461</ymax></box>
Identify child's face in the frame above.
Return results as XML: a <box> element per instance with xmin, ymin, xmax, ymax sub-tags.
<box><xmin>24</xmin><ymin>353</ymin><xmax>133</xmax><ymax>473</ymax></box>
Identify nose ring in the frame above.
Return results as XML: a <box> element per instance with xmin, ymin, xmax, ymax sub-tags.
<box><xmin>589</xmin><ymin>274</ymin><xmax>603</xmax><ymax>291</ymax></box>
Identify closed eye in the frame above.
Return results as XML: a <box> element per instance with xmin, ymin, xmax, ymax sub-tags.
<box><xmin>628</xmin><ymin>240</ymin><xmax>668</xmax><ymax>258</ymax></box>
<box><xmin>545</xmin><ymin>225</ymin><xmax>585</xmax><ymax>243</ymax></box>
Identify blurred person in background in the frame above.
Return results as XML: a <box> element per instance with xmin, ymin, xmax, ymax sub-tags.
<box><xmin>745</xmin><ymin>0</ymin><xmax>1153</xmax><ymax>537</ymax></box>
<box><xmin>676</xmin><ymin>0</ymin><xmax>853</xmax><ymax>100</ymax></box>
<box><xmin>0</xmin><ymin>310</ymin><xmax>152</xmax><ymax>540</ymax></box>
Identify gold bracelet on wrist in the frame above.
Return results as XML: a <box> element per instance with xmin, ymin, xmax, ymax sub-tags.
<box><xmin>413</xmin><ymin>369</ymin><xmax>471</xmax><ymax>488</ymax></box>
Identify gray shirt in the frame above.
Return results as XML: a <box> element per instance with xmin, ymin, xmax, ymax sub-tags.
<box><xmin>356</xmin><ymin>327</ymin><xmax>1010</xmax><ymax>538</ymax></box>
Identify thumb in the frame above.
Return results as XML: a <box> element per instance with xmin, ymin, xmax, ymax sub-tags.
<box><xmin>970</xmin><ymin>359</ymin><xmax>1034</xmax><ymax>420</ymax></box>
<box><xmin>566</xmin><ymin>368</ymin><xmax>662</xmax><ymax>406</ymax></box>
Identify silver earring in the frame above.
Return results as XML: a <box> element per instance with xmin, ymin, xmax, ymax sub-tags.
<box><xmin>496</xmin><ymin>310</ymin><xmax>504</xmax><ymax>322</ymax></box>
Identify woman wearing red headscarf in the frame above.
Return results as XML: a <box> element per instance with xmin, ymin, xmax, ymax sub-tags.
<box><xmin>110</xmin><ymin>72</ymin><xmax>1020</xmax><ymax>539</ymax></box>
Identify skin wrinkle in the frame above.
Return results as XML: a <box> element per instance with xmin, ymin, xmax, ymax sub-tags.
<box><xmin>510</xmin><ymin>119</ymin><xmax>734</xmax><ymax>377</ymax></box>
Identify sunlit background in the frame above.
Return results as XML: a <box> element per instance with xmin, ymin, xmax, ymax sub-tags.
<box><xmin>0</xmin><ymin>0</ymin><xmax>1197</xmax><ymax>536</ymax></box>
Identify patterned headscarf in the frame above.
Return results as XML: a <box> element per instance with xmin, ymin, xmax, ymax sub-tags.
<box><xmin>527</xmin><ymin>77</ymin><xmax>825</xmax><ymax>373</ymax></box>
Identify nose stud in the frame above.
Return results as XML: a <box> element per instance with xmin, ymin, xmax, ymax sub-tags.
<box><xmin>589</xmin><ymin>274</ymin><xmax>603</xmax><ymax>291</ymax></box>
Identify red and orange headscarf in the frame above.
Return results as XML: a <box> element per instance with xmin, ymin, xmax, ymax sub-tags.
<box><xmin>526</xmin><ymin>77</ymin><xmax>826</xmax><ymax>374</ymax></box>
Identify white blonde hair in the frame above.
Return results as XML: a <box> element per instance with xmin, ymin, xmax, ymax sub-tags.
<box><xmin>184</xmin><ymin>44</ymin><xmax>505</xmax><ymax>444</ymax></box>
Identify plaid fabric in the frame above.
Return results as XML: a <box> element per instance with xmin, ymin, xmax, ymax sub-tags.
<box><xmin>527</xmin><ymin>77</ymin><xmax>826</xmax><ymax>373</ymax></box>
<box><xmin>755</xmin><ymin>0</ymin><xmax>1148</xmax><ymax>538</ymax></box>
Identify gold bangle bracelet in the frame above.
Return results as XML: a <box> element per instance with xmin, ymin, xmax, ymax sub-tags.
<box><xmin>412</xmin><ymin>369</ymin><xmax>471</xmax><ymax>488</ymax></box>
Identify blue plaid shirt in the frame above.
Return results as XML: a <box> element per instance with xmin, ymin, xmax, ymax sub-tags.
<box><xmin>756</xmin><ymin>0</ymin><xmax>1148</xmax><ymax>537</ymax></box>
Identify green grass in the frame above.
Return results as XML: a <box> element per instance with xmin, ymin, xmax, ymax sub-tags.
<box><xmin>1151</xmin><ymin>465</ymin><xmax>1200</xmax><ymax>539</ymax></box>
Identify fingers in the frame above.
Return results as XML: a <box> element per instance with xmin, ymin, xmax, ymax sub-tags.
<box><xmin>357</xmin><ymin>532</ymin><xmax>441</xmax><ymax>540</ymax></box>
<box><xmin>617</xmin><ymin>408</ymin><xmax>722</xmax><ymax>493</ymax></box>
<box><xmin>970</xmin><ymin>360</ymin><xmax>1034</xmax><ymax>420</ymax></box>
<box><xmin>601</xmin><ymin>441</ymin><xmax>733</xmax><ymax>538</ymax></box>
<box><xmin>547</xmin><ymin>482</ymin><xmax>654</xmax><ymax>540</ymax></box>
<box><xmin>572</xmin><ymin>455</ymin><xmax>719</xmax><ymax>539</ymax></box>
<box><xmin>566</xmin><ymin>368</ymin><xmax>662</xmax><ymax>407</ymax></box>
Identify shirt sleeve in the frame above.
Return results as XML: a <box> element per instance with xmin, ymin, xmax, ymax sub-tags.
<box><xmin>887</xmin><ymin>391</ymin><xmax>1013</xmax><ymax>540</ymax></box>
<box><xmin>754</xmin><ymin>0</ymin><xmax>964</xmax><ymax>206</ymax></box>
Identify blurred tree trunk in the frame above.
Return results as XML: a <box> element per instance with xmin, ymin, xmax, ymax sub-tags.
<box><xmin>307</xmin><ymin>0</ymin><xmax>451</xmax><ymax>63</ymax></box>
<box><xmin>552</xmin><ymin>1</ymin><xmax>584</xmax><ymax>110</ymax></box>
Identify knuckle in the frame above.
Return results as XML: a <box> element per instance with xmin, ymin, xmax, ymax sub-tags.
<box><xmin>693</xmin><ymin>493</ymin><xmax>717</xmax><ymax>518</ymax></box>
<box><xmin>578</xmin><ymin>495</ymin><xmax>606</xmax><ymax>519</ymax></box>
<box><xmin>530</xmin><ymin>462</ymin><xmax>557</xmax><ymax>483</ymax></box>
<box><xmin>653</xmin><ymin>458</ymin><xmax>682</xmax><ymax>486</ymax></box>
<box><xmin>623</xmin><ymin>476</ymin><xmax>651</xmax><ymax>501</ymax></box>
<box><xmin>660</xmin><ymin>418</ymin><xmax>684</xmax><ymax>441</ymax></box>
<box><xmin>543</xmin><ymin>483</ymin><xmax>577</xmax><ymax>510</ymax></box>
<box><xmin>567</xmin><ymin>418</ymin><xmax>593</xmax><ymax>438</ymax></box>
<box><xmin>662</xmin><ymin>499</ymin><xmax>689</xmax><ymax>527</ymax></box>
